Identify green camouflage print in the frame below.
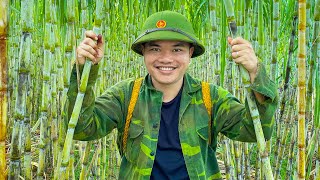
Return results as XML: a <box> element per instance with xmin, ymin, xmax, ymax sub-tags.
<box><xmin>66</xmin><ymin>63</ymin><xmax>278</xmax><ymax>179</ymax></box>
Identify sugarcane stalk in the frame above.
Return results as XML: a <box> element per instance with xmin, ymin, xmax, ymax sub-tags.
<box><xmin>285</xmin><ymin>123</ymin><xmax>298</xmax><ymax>180</ymax></box>
<box><xmin>54</xmin><ymin>0</ymin><xmax>76</xmax><ymax>178</ymax></box>
<box><xmin>274</xmin><ymin>10</ymin><xmax>298</xmax><ymax>174</ymax></box>
<box><xmin>313</xmin><ymin>43</ymin><xmax>320</xmax><ymax>180</ymax></box>
<box><xmin>274</xmin><ymin>88</ymin><xmax>296</xmax><ymax>179</ymax></box>
<box><xmin>316</xmin><ymin>140</ymin><xmax>320</xmax><ymax>180</ymax></box>
<box><xmin>38</xmin><ymin>1</ymin><xmax>55</xmax><ymax>174</ymax></box>
<box><xmin>23</xmin><ymin>115</ymin><xmax>32</xmax><ymax>180</ymax></box>
<box><xmin>101</xmin><ymin>137</ymin><xmax>107</xmax><ymax>180</ymax></box>
<box><xmin>222</xmin><ymin>138</ymin><xmax>235</xmax><ymax>179</ymax></box>
<box><xmin>79</xmin><ymin>141</ymin><xmax>92</xmax><ymax>180</ymax></box>
<box><xmin>54</xmin><ymin>23</ymin><xmax>73</xmax><ymax>179</ymax></box>
<box><xmin>9</xmin><ymin>0</ymin><xmax>34</xmax><ymax>177</ymax></box>
<box><xmin>54</xmin><ymin>12</ymin><xmax>64</xmax><ymax>177</ymax></box>
<box><xmin>243</xmin><ymin>143</ymin><xmax>251</xmax><ymax>179</ymax></box>
<box><xmin>107</xmin><ymin>133</ymin><xmax>114</xmax><ymax>179</ymax></box>
<box><xmin>233</xmin><ymin>141</ymin><xmax>242</xmax><ymax>179</ymax></box>
<box><xmin>297</xmin><ymin>0</ymin><xmax>307</xmax><ymax>179</ymax></box>
<box><xmin>59</xmin><ymin>0</ymin><xmax>103</xmax><ymax>178</ymax></box>
<box><xmin>68</xmin><ymin>143</ymin><xmax>75</xmax><ymax>180</ymax></box>
<box><xmin>271</xmin><ymin>0</ymin><xmax>280</xmax><ymax>82</ymax></box>
<box><xmin>305</xmin><ymin>2</ymin><xmax>320</xmax><ymax>178</ymax></box>
<box><xmin>0</xmin><ymin>0</ymin><xmax>8</xmax><ymax>179</ymax></box>
<box><xmin>223</xmin><ymin>0</ymin><xmax>274</xmax><ymax>179</ymax></box>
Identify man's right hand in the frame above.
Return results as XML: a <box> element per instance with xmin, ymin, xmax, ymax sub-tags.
<box><xmin>76</xmin><ymin>30</ymin><xmax>104</xmax><ymax>65</ymax></box>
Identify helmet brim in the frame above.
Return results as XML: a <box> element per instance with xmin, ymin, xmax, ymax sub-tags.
<box><xmin>131</xmin><ymin>30</ymin><xmax>205</xmax><ymax>58</ymax></box>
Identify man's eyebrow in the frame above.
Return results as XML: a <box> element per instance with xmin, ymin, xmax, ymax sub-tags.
<box><xmin>173</xmin><ymin>42</ymin><xmax>189</xmax><ymax>47</ymax></box>
<box><xmin>145</xmin><ymin>42</ymin><xmax>160</xmax><ymax>47</ymax></box>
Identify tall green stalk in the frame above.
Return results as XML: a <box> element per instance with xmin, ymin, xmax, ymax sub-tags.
<box><xmin>274</xmin><ymin>88</ymin><xmax>295</xmax><ymax>179</ymax></box>
<box><xmin>315</xmin><ymin>68</ymin><xmax>320</xmax><ymax>180</ymax></box>
<box><xmin>37</xmin><ymin>1</ymin><xmax>54</xmax><ymax>177</ymax></box>
<box><xmin>297</xmin><ymin>0</ymin><xmax>306</xmax><ymax>179</ymax></box>
<box><xmin>59</xmin><ymin>0</ymin><xmax>104</xmax><ymax>178</ymax></box>
<box><xmin>9</xmin><ymin>0</ymin><xmax>33</xmax><ymax>178</ymax></box>
<box><xmin>306</xmin><ymin>1</ymin><xmax>320</xmax><ymax>178</ymax></box>
<box><xmin>271</xmin><ymin>0</ymin><xmax>280</xmax><ymax>82</ymax></box>
<box><xmin>0</xmin><ymin>1</ymin><xmax>8</xmax><ymax>179</ymax></box>
<box><xmin>223</xmin><ymin>0</ymin><xmax>274</xmax><ymax>179</ymax></box>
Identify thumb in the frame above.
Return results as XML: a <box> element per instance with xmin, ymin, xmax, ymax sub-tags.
<box><xmin>97</xmin><ymin>34</ymin><xmax>104</xmax><ymax>49</ymax></box>
<box><xmin>227</xmin><ymin>36</ymin><xmax>233</xmax><ymax>45</ymax></box>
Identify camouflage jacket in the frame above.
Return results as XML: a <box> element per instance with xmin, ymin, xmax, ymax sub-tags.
<box><xmin>67</xmin><ymin>63</ymin><xmax>278</xmax><ymax>179</ymax></box>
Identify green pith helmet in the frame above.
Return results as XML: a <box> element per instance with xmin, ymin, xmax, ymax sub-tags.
<box><xmin>131</xmin><ymin>11</ymin><xmax>205</xmax><ymax>58</ymax></box>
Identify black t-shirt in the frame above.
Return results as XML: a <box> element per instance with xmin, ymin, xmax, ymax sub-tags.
<box><xmin>150</xmin><ymin>88</ymin><xmax>190</xmax><ymax>180</ymax></box>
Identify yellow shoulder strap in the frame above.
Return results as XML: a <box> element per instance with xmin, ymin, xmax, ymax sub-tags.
<box><xmin>201</xmin><ymin>82</ymin><xmax>212</xmax><ymax>145</ymax></box>
<box><xmin>122</xmin><ymin>77</ymin><xmax>143</xmax><ymax>153</ymax></box>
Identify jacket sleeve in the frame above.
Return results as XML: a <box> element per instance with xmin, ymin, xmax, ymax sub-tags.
<box><xmin>212</xmin><ymin>63</ymin><xmax>278</xmax><ymax>142</ymax></box>
<box><xmin>65</xmin><ymin>64</ymin><xmax>132</xmax><ymax>141</ymax></box>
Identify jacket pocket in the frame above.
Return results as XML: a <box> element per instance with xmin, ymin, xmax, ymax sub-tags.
<box><xmin>125</xmin><ymin>123</ymin><xmax>144</xmax><ymax>163</ymax></box>
<box><xmin>196</xmin><ymin>123</ymin><xmax>216</xmax><ymax>150</ymax></box>
<box><xmin>196</xmin><ymin>125</ymin><xmax>209</xmax><ymax>142</ymax></box>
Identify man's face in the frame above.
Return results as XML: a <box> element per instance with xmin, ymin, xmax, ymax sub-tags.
<box><xmin>142</xmin><ymin>40</ymin><xmax>194</xmax><ymax>88</ymax></box>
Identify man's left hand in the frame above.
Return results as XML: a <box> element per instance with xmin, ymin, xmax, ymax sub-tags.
<box><xmin>228</xmin><ymin>37</ymin><xmax>258</xmax><ymax>83</ymax></box>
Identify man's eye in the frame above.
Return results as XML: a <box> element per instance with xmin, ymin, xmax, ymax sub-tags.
<box><xmin>150</xmin><ymin>48</ymin><xmax>160</xmax><ymax>51</ymax></box>
<box><xmin>173</xmin><ymin>49</ymin><xmax>182</xmax><ymax>52</ymax></box>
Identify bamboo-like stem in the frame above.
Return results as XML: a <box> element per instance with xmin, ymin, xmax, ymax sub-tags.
<box><xmin>223</xmin><ymin>0</ymin><xmax>274</xmax><ymax>179</ymax></box>
<box><xmin>96</xmin><ymin>140</ymin><xmax>102</xmax><ymax>179</ymax></box>
<box><xmin>9</xmin><ymin>0</ymin><xmax>34</xmax><ymax>177</ymax></box>
<box><xmin>0</xmin><ymin>1</ymin><xmax>8</xmax><ymax>179</ymax></box>
<box><xmin>313</xmin><ymin>40</ymin><xmax>320</xmax><ymax>180</ymax></box>
<box><xmin>316</xmin><ymin>139</ymin><xmax>320</xmax><ymax>180</ymax></box>
<box><xmin>59</xmin><ymin>0</ymin><xmax>103</xmax><ymax>178</ymax></box>
<box><xmin>68</xmin><ymin>143</ymin><xmax>75</xmax><ymax>179</ymax></box>
<box><xmin>297</xmin><ymin>0</ymin><xmax>306</xmax><ymax>179</ymax></box>
<box><xmin>55</xmin><ymin>0</ymin><xmax>76</xmax><ymax>177</ymax></box>
<box><xmin>222</xmin><ymin>138</ymin><xmax>235</xmax><ymax>179</ymax></box>
<box><xmin>38</xmin><ymin>1</ymin><xmax>53</xmax><ymax>176</ymax></box>
<box><xmin>275</xmin><ymin>5</ymin><xmax>298</xmax><ymax>169</ymax></box>
<box><xmin>233</xmin><ymin>141</ymin><xmax>242</xmax><ymax>179</ymax></box>
<box><xmin>274</xmin><ymin>88</ymin><xmax>295</xmax><ymax>179</ymax></box>
<box><xmin>209</xmin><ymin>0</ymin><xmax>220</xmax><ymax>85</ymax></box>
<box><xmin>254</xmin><ymin>154</ymin><xmax>261</xmax><ymax>180</ymax></box>
<box><xmin>271</xmin><ymin>0</ymin><xmax>280</xmax><ymax>82</ymax></box>
<box><xmin>79</xmin><ymin>141</ymin><xmax>92</xmax><ymax>180</ymax></box>
<box><xmin>243</xmin><ymin>143</ymin><xmax>251</xmax><ymax>179</ymax></box>
<box><xmin>101</xmin><ymin>137</ymin><xmax>107</xmax><ymax>180</ymax></box>
<box><xmin>305</xmin><ymin>2</ymin><xmax>320</xmax><ymax>178</ymax></box>
<box><xmin>285</xmin><ymin>123</ymin><xmax>298</xmax><ymax>180</ymax></box>
<box><xmin>23</xmin><ymin>116</ymin><xmax>32</xmax><ymax>180</ymax></box>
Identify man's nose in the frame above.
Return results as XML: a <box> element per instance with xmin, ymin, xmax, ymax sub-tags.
<box><xmin>158</xmin><ymin>50</ymin><xmax>173</xmax><ymax>63</ymax></box>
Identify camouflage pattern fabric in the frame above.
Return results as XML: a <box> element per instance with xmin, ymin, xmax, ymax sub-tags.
<box><xmin>66</xmin><ymin>63</ymin><xmax>278</xmax><ymax>179</ymax></box>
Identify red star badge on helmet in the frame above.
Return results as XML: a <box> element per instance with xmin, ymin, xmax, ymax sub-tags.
<box><xmin>156</xmin><ymin>20</ymin><xmax>166</xmax><ymax>28</ymax></box>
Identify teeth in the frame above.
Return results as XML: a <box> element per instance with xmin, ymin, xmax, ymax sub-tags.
<box><xmin>158</xmin><ymin>67</ymin><xmax>174</xmax><ymax>71</ymax></box>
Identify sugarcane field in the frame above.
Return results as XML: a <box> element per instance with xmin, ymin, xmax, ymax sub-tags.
<box><xmin>0</xmin><ymin>0</ymin><xmax>320</xmax><ymax>179</ymax></box>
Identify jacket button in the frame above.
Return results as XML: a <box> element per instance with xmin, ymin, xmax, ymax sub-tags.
<box><xmin>150</xmin><ymin>151</ymin><xmax>155</xmax><ymax>156</ymax></box>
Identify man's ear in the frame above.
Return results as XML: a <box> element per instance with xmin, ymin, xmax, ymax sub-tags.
<box><xmin>189</xmin><ymin>46</ymin><xmax>194</xmax><ymax>58</ymax></box>
<box><xmin>140</xmin><ymin>44</ymin><xmax>145</xmax><ymax>55</ymax></box>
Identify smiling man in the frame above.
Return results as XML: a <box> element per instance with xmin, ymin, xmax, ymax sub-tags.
<box><xmin>68</xmin><ymin>11</ymin><xmax>278</xmax><ymax>179</ymax></box>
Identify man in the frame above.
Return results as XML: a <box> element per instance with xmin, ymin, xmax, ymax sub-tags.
<box><xmin>68</xmin><ymin>11</ymin><xmax>278</xmax><ymax>179</ymax></box>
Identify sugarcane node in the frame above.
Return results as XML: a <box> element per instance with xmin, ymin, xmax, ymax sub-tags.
<box><xmin>0</xmin><ymin>36</ymin><xmax>8</xmax><ymax>40</ymax></box>
<box><xmin>260</xmin><ymin>151</ymin><xmax>269</xmax><ymax>158</ymax></box>
<box><xmin>229</xmin><ymin>21</ymin><xmax>237</xmax><ymax>36</ymax></box>
<box><xmin>0</xmin><ymin>86</ymin><xmax>7</xmax><ymax>91</ymax></box>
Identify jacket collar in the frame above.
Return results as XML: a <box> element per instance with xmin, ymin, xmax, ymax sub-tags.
<box><xmin>143</xmin><ymin>73</ymin><xmax>202</xmax><ymax>93</ymax></box>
